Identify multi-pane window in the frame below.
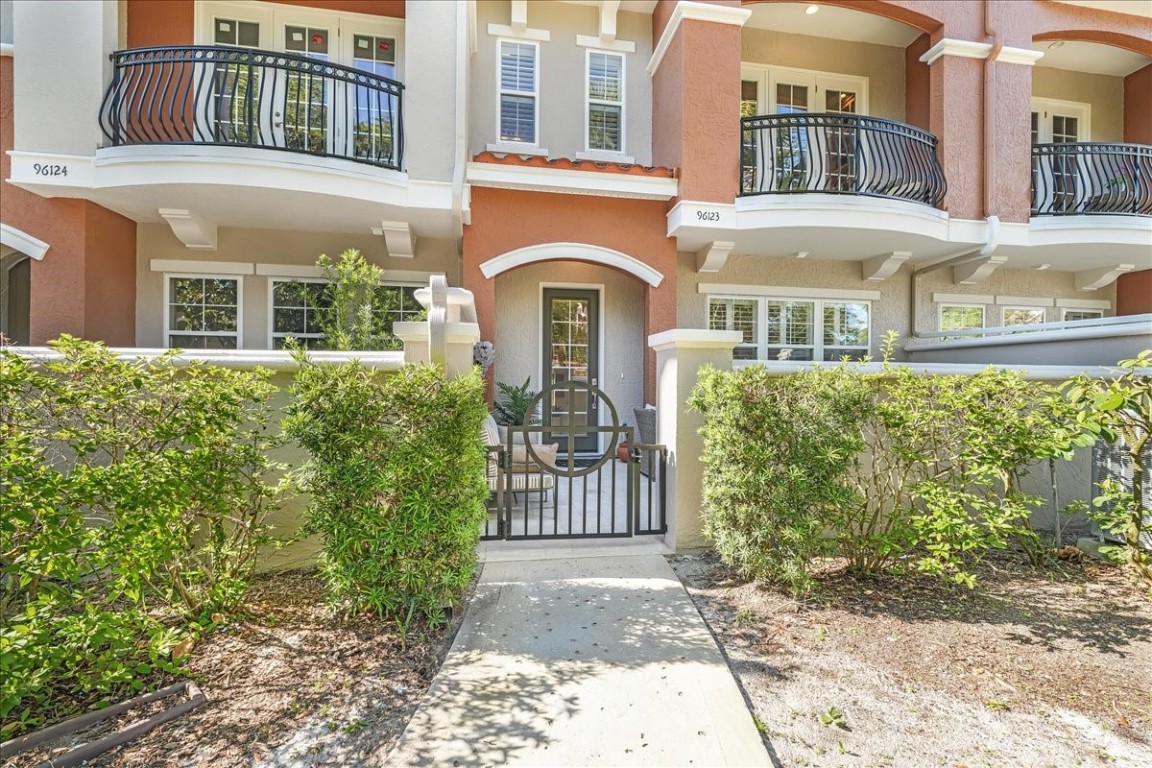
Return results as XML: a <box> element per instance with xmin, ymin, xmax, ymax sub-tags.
<box><xmin>351</xmin><ymin>35</ymin><xmax>398</xmax><ymax>165</ymax></box>
<box><xmin>940</xmin><ymin>304</ymin><xmax>985</xmax><ymax>337</ymax></box>
<box><xmin>168</xmin><ymin>276</ymin><xmax>240</xmax><ymax>349</ymax></box>
<box><xmin>499</xmin><ymin>40</ymin><xmax>538</xmax><ymax>144</ymax></box>
<box><xmin>284</xmin><ymin>25</ymin><xmax>330</xmax><ymax>154</ymax></box>
<box><xmin>271</xmin><ymin>280</ymin><xmax>328</xmax><ymax>349</ymax></box>
<box><xmin>708</xmin><ymin>297</ymin><xmax>870</xmax><ymax>361</ymax></box>
<box><xmin>587</xmin><ymin>51</ymin><xmax>624</xmax><ymax>153</ymax></box>
<box><xmin>1062</xmin><ymin>309</ymin><xmax>1104</xmax><ymax>323</ymax></box>
<box><xmin>269</xmin><ymin>280</ymin><xmax>421</xmax><ymax>349</ymax></box>
<box><xmin>1002</xmin><ymin>307</ymin><xmax>1046</xmax><ymax>327</ymax></box>
<box><xmin>211</xmin><ymin>17</ymin><xmax>262</xmax><ymax>143</ymax></box>
<box><xmin>708</xmin><ymin>298</ymin><xmax>758</xmax><ymax>360</ymax></box>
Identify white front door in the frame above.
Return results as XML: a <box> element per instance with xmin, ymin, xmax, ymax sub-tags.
<box><xmin>1031</xmin><ymin>98</ymin><xmax>1091</xmax><ymax>213</ymax></box>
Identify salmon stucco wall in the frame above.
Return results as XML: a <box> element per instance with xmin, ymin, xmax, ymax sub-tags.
<box><xmin>1124</xmin><ymin>65</ymin><xmax>1152</xmax><ymax>145</ymax></box>
<box><xmin>463</xmin><ymin>187</ymin><xmax>677</xmax><ymax>403</ymax></box>
<box><xmin>1</xmin><ymin>55</ymin><xmax>136</xmax><ymax>346</ymax></box>
<box><xmin>126</xmin><ymin>0</ymin><xmax>194</xmax><ymax>47</ymax></box>
<box><xmin>1116</xmin><ymin>270</ymin><xmax>1152</xmax><ymax>316</ymax></box>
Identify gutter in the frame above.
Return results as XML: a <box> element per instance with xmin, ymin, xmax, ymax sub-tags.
<box><xmin>450</xmin><ymin>1</ymin><xmax>472</xmax><ymax>240</ymax></box>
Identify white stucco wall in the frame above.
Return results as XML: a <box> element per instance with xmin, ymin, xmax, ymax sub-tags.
<box><xmin>471</xmin><ymin>0</ymin><xmax>654</xmax><ymax>164</ymax></box>
<box><xmin>135</xmin><ymin>225</ymin><xmax>461</xmax><ymax>350</ymax></box>
<box><xmin>493</xmin><ymin>261</ymin><xmax>647</xmax><ymax>442</ymax></box>
<box><xmin>405</xmin><ymin>0</ymin><xmax>462</xmax><ymax>182</ymax></box>
<box><xmin>12</xmin><ymin>0</ymin><xmax>118</xmax><ymax>154</ymax></box>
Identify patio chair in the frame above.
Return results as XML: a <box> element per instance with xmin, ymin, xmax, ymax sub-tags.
<box><xmin>482</xmin><ymin>415</ymin><xmax>556</xmax><ymax>502</ymax></box>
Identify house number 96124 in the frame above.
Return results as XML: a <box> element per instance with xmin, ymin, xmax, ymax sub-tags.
<box><xmin>695</xmin><ymin>210</ymin><xmax>721</xmax><ymax>222</ymax></box>
<box><xmin>33</xmin><ymin>163</ymin><xmax>68</xmax><ymax>177</ymax></box>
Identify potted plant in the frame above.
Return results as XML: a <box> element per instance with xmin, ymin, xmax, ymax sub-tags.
<box><xmin>493</xmin><ymin>378</ymin><xmax>539</xmax><ymax>427</ymax></box>
<box><xmin>617</xmin><ymin>422</ymin><xmax>630</xmax><ymax>463</ymax></box>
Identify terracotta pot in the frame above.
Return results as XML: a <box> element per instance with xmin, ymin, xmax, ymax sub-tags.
<box><xmin>617</xmin><ymin>441</ymin><xmax>630</xmax><ymax>463</ymax></box>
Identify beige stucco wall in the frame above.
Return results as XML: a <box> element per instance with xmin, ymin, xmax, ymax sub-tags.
<box><xmin>135</xmin><ymin>225</ymin><xmax>460</xmax><ymax>350</ymax></box>
<box><xmin>740</xmin><ymin>29</ymin><xmax>906</xmax><ymax>122</ymax></box>
<box><xmin>676</xmin><ymin>253</ymin><xmax>913</xmax><ymax>360</ymax></box>
<box><xmin>493</xmin><ymin>261</ymin><xmax>647</xmax><ymax>444</ymax></box>
<box><xmin>1032</xmin><ymin>68</ymin><xmax>1124</xmax><ymax>142</ymax></box>
<box><xmin>405</xmin><ymin>0</ymin><xmax>462</xmax><ymax>182</ymax></box>
<box><xmin>914</xmin><ymin>266</ymin><xmax>1115</xmax><ymax>333</ymax></box>
<box><xmin>471</xmin><ymin>0</ymin><xmax>654</xmax><ymax>163</ymax></box>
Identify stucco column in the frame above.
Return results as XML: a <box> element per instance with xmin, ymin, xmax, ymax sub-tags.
<box><xmin>984</xmin><ymin>58</ymin><xmax>1034</xmax><ymax>223</ymax></box>
<box><xmin>928</xmin><ymin>54</ymin><xmax>985</xmax><ymax>221</ymax></box>
<box><xmin>649</xmin><ymin>329</ymin><xmax>739</xmax><ymax>551</ymax></box>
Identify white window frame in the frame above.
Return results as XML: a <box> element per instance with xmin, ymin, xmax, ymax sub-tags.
<box><xmin>939</xmin><ymin>303</ymin><xmax>986</xmax><ymax>335</ymax></box>
<box><xmin>496</xmin><ymin>38</ymin><xmax>540</xmax><ymax>146</ymax></box>
<box><xmin>164</xmin><ymin>273</ymin><xmax>244</xmax><ymax>350</ymax></box>
<box><xmin>707</xmin><ymin>295</ymin><xmax>871</xmax><ymax>361</ymax></box>
<box><xmin>584</xmin><ymin>49</ymin><xmax>625</xmax><ymax>155</ymax></box>
<box><xmin>268</xmin><ymin>277</ymin><xmax>328</xmax><ymax>349</ymax></box>
<box><xmin>1062</xmin><ymin>308</ymin><xmax>1104</xmax><ymax>322</ymax></box>
<box><xmin>740</xmin><ymin>63</ymin><xmax>870</xmax><ymax>117</ymax></box>
<box><xmin>1001</xmin><ymin>306</ymin><xmax>1047</xmax><ymax>326</ymax></box>
<box><xmin>1031</xmin><ymin>97</ymin><xmax>1091</xmax><ymax>143</ymax></box>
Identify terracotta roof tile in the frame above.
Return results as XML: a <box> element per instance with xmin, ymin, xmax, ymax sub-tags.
<box><xmin>472</xmin><ymin>151</ymin><xmax>677</xmax><ymax>178</ymax></box>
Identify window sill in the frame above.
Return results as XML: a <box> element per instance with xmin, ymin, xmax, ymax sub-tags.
<box><xmin>575</xmin><ymin>150</ymin><xmax>636</xmax><ymax>164</ymax></box>
<box><xmin>486</xmin><ymin>143</ymin><xmax>549</xmax><ymax>157</ymax></box>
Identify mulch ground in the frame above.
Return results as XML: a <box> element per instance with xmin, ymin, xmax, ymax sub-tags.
<box><xmin>4</xmin><ymin>569</ymin><xmax>458</xmax><ymax>768</ymax></box>
<box><xmin>672</xmin><ymin>551</ymin><xmax>1152</xmax><ymax>768</ymax></box>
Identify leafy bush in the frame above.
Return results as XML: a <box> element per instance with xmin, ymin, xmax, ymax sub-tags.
<box><xmin>309</xmin><ymin>249</ymin><xmax>424</xmax><ymax>351</ymax></box>
<box><xmin>284</xmin><ymin>361</ymin><xmax>488</xmax><ymax>628</ymax></box>
<box><xmin>0</xmin><ymin>337</ymin><xmax>281</xmax><ymax>735</ymax></box>
<box><xmin>689</xmin><ymin>364</ymin><xmax>871</xmax><ymax>596</ymax></box>
<box><xmin>1065</xmin><ymin>350</ymin><xmax>1152</xmax><ymax>589</ymax></box>
<box><xmin>690</xmin><ymin>348</ymin><xmax>1069</xmax><ymax>592</ymax></box>
<box><xmin>493</xmin><ymin>377</ymin><xmax>539</xmax><ymax>426</ymax></box>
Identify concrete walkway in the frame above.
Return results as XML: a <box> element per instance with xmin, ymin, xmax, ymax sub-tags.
<box><xmin>384</xmin><ymin>554</ymin><xmax>771</xmax><ymax>767</ymax></box>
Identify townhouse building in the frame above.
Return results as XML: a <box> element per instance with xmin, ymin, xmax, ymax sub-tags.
<box><xmin>1</xmin><ymin>0</ymin><xmax>1150</xmax><ymax>428</ymax></box>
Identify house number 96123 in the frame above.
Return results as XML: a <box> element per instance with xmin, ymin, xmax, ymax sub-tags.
<box><xmin>696</xmin><ymin>210</ymin><xmax>721</xmax><ymax>222</ymax></box>
<box><xmin>33</xmin><ymin>163</ymin><xmax>68</xmax><ymax>177</ymax></box>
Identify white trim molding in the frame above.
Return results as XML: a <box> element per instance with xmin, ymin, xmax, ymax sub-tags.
<box><xmin>480</xmin><ymin>242</ymin><xmax>664</xmax><ymax>287</ymax></box>
<box><xmin>647</xmin><ymin>1</ymin><xmax>752</xmax><ymax>75</ymax></box>
<box><xmin>699</xmin><ymin>284</ymin><xmax>882</xmax><ymax>302</ymax></box>
<box><xmin>919</xmin><ymin>38</ymin><xmax>993</xmax><ymax>66</ymax></box>
<box><xmin>995</xmin><ymin>295</ymin><xmax>1055</xmax><ymax>307</ymax></box>
<box><xmin>0</xmin><ymin>223</ymin><xmax>50</xmax><ymax>260</ymax></box>
<box><xmin>649</xmin><ymin>329</ymin><xmax>742</xmax><ymax>353</ymax></box>
<box><xmin>1059</xmin><ymin>298</ymin><xmax>1112</xmax><ymax>310</ymax></box>
<box><xmin>466</xmin><ymin>161</ymin><xmax>678</xmax><ymax>200</ymax></box>
<box><xmin>150</xmin><ymin>259</ymin><xmax>254</xmax><ymax>275</ymax></box>
<box><xmin>255</xmin><ymin>264</ymin><xmax>326</xmax><ymax>279</ymax></box>
<box><xmin>919</xmin><ymin>38</ymin><xmax>1044</xmax><ymax>67</ymax></box>
<box><xmin>0</xmin><ymin>43</ymin><xmax>14</xmax><ymax>58</ymax></box>
<box><xmin>933</xmin><ymin>292</ymin><xmax>994</xmax><ymax>305</ymax></box>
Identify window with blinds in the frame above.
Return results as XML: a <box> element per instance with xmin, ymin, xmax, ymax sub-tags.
<box><xmin>587</xmin><ymin>51</ymin><xmax>624</xmax><ymax>153</ymax></box>
<box><xmin>499</xmin><ymin>40</ymin><xmax>538</xmax><ymax>144</ymax></box>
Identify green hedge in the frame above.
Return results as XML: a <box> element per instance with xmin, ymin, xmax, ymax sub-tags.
<box><xmin>690</xmin><ymin>358</ymin><xmax>1073</xmax><ymax>594</ymax></box>
<box><xmin>284</xmin><ymin>362</ymin><xmax>488</xmax><ymax>628</ymax></box>
<box><xmin>1</xmin><ymin>337</ymin><xmax>281</xmax><ymax>737</ymax></box>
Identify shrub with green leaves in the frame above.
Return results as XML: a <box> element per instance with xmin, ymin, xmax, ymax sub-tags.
<box><xmin>284</xmin><ymin>361</ymin><xmax>488</xmax><ymax>628</ymax></box>
<box><xmin>689</xmin><ymin>364</ymin><xmax>871</xmax><ymax>596</ymax></box>
<box><xmin>309</xmin><ymin>249</ymin><xmax>425</xmax><ymax>351</ymax></box>
<box><xmin>690</xmin><ymin>348</ymin><xmax>1070</xmax><ymax>592</ymax></box>
<box><xmin>1064</xmin><ymin>350</ymin><xmax>1152</xmax><ymax>589</ymax></box>
<box><xmin>0</xmin><ymin>337</ymin><xmax>281</xmax><ymax>736</ymax></box>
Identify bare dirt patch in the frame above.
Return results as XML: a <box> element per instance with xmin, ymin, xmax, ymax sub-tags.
<box><xmin>5</xmin><ymin>568</ymin><xmax>457</xmax><ymax>768</ymax></box>
<box><xmin>672</xmin><ymin>552</ymin><xmax>1152</xmax><ymax>768</ymax></box>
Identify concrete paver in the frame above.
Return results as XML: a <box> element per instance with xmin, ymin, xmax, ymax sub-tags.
<box><xmin>384</xmin><ymin>554</ymin><xmax>771</xmax><ymax>767</ymax></box>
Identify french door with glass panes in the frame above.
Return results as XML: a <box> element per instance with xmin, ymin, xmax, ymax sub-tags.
<box><xmin>1031</xmin><ymin>98</ymin><xmax>1090</xmax><ymax>214</ymax></box>
<box><xmin>199</xmin><ymin>2</ymin><xmax>400</xmax><ymax>163</ymax></box>
<box><xmin>543</xmin><ymin>288</ymin><xmax>600</xmax><ymax>454</ymax></box>
<box><xmin>741</xmin><ymin>66</ymin><xmax>867</xmax><ymax>193</ymax></box>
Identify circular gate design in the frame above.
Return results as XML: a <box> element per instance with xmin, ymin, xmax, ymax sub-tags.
<box><xmin>519</xmin><ymin>379</ymin><xmax>625</xmax><ymax>478</ymax></box>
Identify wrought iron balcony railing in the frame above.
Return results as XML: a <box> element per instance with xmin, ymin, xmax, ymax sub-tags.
<box><xmin>99</xmin><ymin>45</ymin><xmax>404</xmax><ymax>170</ymax></box>
<box><xmin>1032</xmin><ymin>143</ymin><xmax>1151</xmax><ymax>216</ymax></box>
<box><xmin>739</xmin><ymin>113</ymin><xmax>946</xmax><ymax>208</ymax></box>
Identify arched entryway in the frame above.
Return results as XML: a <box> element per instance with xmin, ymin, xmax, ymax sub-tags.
<box><xmin>0</xmin><ymin>249</ymin><xmax>32</xmax><ymax>345</ymax></box>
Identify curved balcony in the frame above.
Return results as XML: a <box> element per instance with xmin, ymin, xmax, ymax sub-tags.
<box><xmin>99</xmin><ymin>45</ymin><xmax>404</xmax><ymax>170</ymax></box>
<box><xmin>1032</xmin><ymin>143</ymin><xmax>1151</xmax><ymax>217</ymax></box>
<box><xmin>739</xmin><ymin>113</ymin><xmax>946</xmax><ymax>208</ymax></box>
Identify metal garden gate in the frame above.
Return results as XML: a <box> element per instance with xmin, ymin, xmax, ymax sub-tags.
<box><xmin>481</xmin><ymin>380</ymin><xmax>666</xmax><ymax>541</ymax></box>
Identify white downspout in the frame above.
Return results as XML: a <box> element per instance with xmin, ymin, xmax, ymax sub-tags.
<box><xmin>450</xmin><ymin>0</ymin><xmax>472</xmax><ymax>240</ymax></box>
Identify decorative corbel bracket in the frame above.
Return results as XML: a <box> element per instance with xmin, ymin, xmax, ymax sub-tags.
<box><xmin>862</xmin><ymin>251</ymin><xmax>910</xmax><ymax>282</ymax></box>
<box><xmin>696</xmin><ymin>240</ymin><xmax>735</xmax><ymax>273</ymax></box>
<box><xmin>159</xmin><ymin>209</ymin><xmax>217</xmax><ymax>251</ymax></box>
<box><xmin>1076</xmin><ymin>264</ymin><xmax>1134</xmax><ymax>292</ymax></box>
<box><xmin>372</xmin><ymin>220</ymin><xmax>416</xmax><ymax>259</ymax></box>
<box><xmin>953</xmin><ymin>254</ymin><xmax>1007</xmax><ymax>285</ymax></box>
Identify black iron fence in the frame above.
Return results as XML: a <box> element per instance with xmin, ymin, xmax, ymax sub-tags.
<box><xmin>1032</xmin><ymin>143</ymin><xmax>1151</xmax><ymax>216</ymax></box>
<box><xmin>99</xmin><ymin>45</ymin><xmax>404</xmax><ymax>170</ymax></box>
<box><xmin>740</xmin><ymin>113</ymin><xmax>946</xmax><ymax>208</ymax></box>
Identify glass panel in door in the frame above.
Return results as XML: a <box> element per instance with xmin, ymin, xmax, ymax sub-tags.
<box><xmin>281</xmin><ymin>24</ymin><xmax>331</xmax><ymax>154</ymax></box>
<box><xmin>1051</xmin><ymin>114</ymin><xmax>1079</xmax><ymax>212</ymax></box>
<box><xmin>740</xmin><ymin>79</ymin><xmax>759</xmax><ymax>193</ymax></box>
<box><xmin>543</xmin><ymin>289</ymin><xmax>599</xmax><ymax>454</ymax></box>
<box><xmin>349</xmin><ymin>33</ymin><xmax>399</xmax><ymax>165</ymax></box>
<box><xmin>774</xmin><ymin>81</ymin><xmax>810</xmax><ymax>190</ymax></box>
<box><xmin>823</xmin><ymin>86</ymin><xmax>858</xmax><ymax>192</ymax></box>
<box><xmin>206</xmin><ymin>17</ymin><xmax>263</xmax><ymax>144</ymax></box>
